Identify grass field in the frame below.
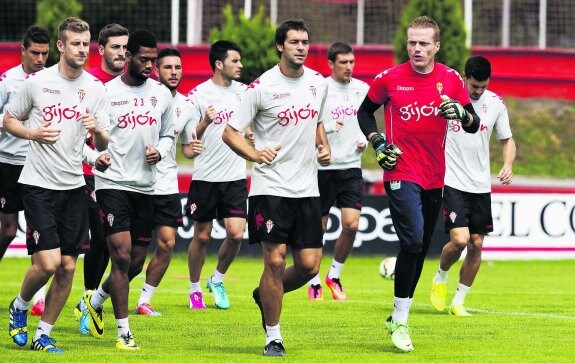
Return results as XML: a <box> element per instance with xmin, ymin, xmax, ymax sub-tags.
<box><xmin>1</xmin><ymin>254</ymin><xmax>574</xmax><ymax>362</ymax></box>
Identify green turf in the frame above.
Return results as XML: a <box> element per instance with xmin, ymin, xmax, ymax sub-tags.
<box><xmin>1</xmin><ymin>254</ymin><xmax>574</xmax><ymax>362</ymax></box>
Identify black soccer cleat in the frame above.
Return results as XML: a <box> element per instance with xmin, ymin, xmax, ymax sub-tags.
<box><xmin>252</xmin><ymin>287</ymin><xmax>266</xmax><ymax>333</ymax></box>
<box><xmin>263</xmin><ymin>340</ymin><xmax>285</xmax><ymax>357</ymax></box>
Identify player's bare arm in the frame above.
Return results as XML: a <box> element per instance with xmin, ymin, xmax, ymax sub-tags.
<box><xmin>497</xmin><ymin>137</ymin><xmax>516</xmax><ymax>185</ymax></box>
<box><xmin>4</xmin><ymin>112</ymin><xmax>61</xmax><ymax>144</ymax></box>
<box><xmin>222</xmin><ymin>124</ymin><xmax>279</xmax><ymax>165</ymax></box>
<box><xmin>316</xmin><ymin>122</ymin><xmax>331</xmax><ymax>166</ymax></box>
<box><xmin>181</xmin><ymin>133</ymin><xmax>203</xmax><ymax>159</ymax></box>
<box><xmin>195</xmin><ymin>105</ymin><xmax>216</xmax><ymax>139</ymax></box>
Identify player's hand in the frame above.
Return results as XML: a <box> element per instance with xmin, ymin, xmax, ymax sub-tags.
<box><xmin>497</xmin><ymin>166</ymin><xmax>513</xmax><ymax>185</ymax></box>
<box><xmin>356</xmin><ymin>140</ymin><xmax>367</xmax><ymax>152</ymax></box>
<box><xmin>335</xmin><ymin>120</ymin><xmax>344</xmax><ymax>132</ymax></box>
<box><xmin>439</xmin><ymin>95</ymin><xmax>469</xmax><ymax>122</ymax></box>
<box><xmin>317</xmin><ymin>144</ymin><xmax>331</xmax><ymax>166</ymax></box>
<box><xmin>245</xmin><ymin>130</ymin><xmax>255</xmax><ymax>143</ymax></box>
<box><xmin>256</xmin><ymin>144</ymin><xmax>281</xmax><ymax>165</ymax></box>
<box><xmin>203</xmin><ymin>105</ymin><xmax>217</xmax><ymax>125</ymax></box>
<box><xmin>78</xmin><ymin>107</ymin><xmax>102</xmax><ymax>133</ymax></box>
<box><xmin>371</xmin><ymin>132</ymin><xmax>403</xmax><ymax>170</ymax></box>
<box><xmin>145</xmin><ymin>144</ymin><xmax>161</xmax><ymax>165</ymax></box>
<box><xmin>95</xmin><ymin>153</ymin><xmax>111</xmax><ymax>172</ymax></box>
<box><xmin>32</xmin><ymin>122</ymin><xmax>61</xmax><ymax>144</ymax></box>
<box><xmin>189</xmin><ymin>132</ymin><xmax>203</xmax><ymax>157</ymax></box>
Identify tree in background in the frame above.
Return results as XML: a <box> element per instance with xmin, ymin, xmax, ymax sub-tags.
<box><xmin>209</xmin><ymin>5</ymin><xmax>276</xmax><ymax>84</ymax></box>
<box><xmin>393</xmin><ymin>0</ymin><xmax>468</xmax><ymax>73</ymax></box>
<box><xmin>36</xmin><ymin>0</ymin><xmax>83</xmax><ymax>67</ymax></box>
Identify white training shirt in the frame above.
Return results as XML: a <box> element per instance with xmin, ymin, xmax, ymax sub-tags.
<box><xmin>6</xmin><ymin>65</ymin><xmax>109</xmax><ymax>190</ymax></box>
<box><xmin>94</xmin><ymin>76</ymin><xmax>175</xmax><ymax>194</ymax></box>
<box><xmin>445</xmin><ymin>89</ymin><xmax>512</xmax><ymax>193</ymax></box>
<box><xmin>185</xmin><ymin>79</ymin><xmax>247</xmax><ymax>182</ymax></box>
<box><xmin>0</xmin><ymin>65</ymin><xmax>31</xmax><ymax>165</ymax></box>
<box><xmin>228</xmin><ymin>65</ymin><xmax>328</xmax><ymax>198</ymax></box>
<box><xmin>154</xmin><ymin>92</ymin><xmax>194</xmax><ymax>195</ymax></box>
<box><xmin>319</xmin><ymin>76</ymin><xmax>369</xmax><ymax>170</ymax></box>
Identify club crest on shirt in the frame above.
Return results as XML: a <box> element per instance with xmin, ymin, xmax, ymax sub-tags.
<box><xmin>33</xmin><ymin>230</ymin><xmax>40</xmax><ymax>245</ymax></box>
<box><xmin>449</xmin><ymin>211</ymin><xmax>457</xmax><ymax>223</ymax></box>
<box><xmin>436</xmin><ymin>82</ymin><xmax>443</xmax><ymax>95</ymax></box>
<box><xmin>266</xmin><ymin>219</ymin><xmax>274</xmax><ymax>233</ymax></box>
<box><xmin>482</xmin><ymin>103</ymin><xmax>488</xmax><ymax>113</ymax></box>
<box><xmin>188</xmin><ymin>203</ymin><xmax>197</xmax><ymax>215</ymax></box>
<box><xmin>309</xmin><ymin>86</ymin><xmax>317</xmax><ymax>98</ymax></box>
<box><xmin>78</xmin><ymin>89</ymin><xmax>86</xmax><ymax>102</ymax></box>
<box><xmin>0</xmin><ymin>197</ymin><xmax>5</xmax><ymax>209</ymax></box>
<box><xmin>236</xmin><ymin>92</ymin><xmax>242</xmax><ymax>102</ymax></box>
<box><xmin>107</xmin><ymin>213</ymin><xmax>114</xmax><ymax>227</ymax></box>
<box><xmin>150</xmin><ymin>96</ymin><xmax>157</xmax><ymax>108</ymax></box>
<box><xmin>176</xmin><ymin>107</ymin><xmax>181</xmax><ymax>117</ymax></box>
<box><xmin>389</xmin><ymin>181</ymin><xmax>401</xmax><ymax>190</ymax></box>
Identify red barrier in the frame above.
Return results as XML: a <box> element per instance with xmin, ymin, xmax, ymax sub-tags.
<box><xmin>2</xmin><ymin>43</ymin><xmax>574</xmax><ymax>100</ymax></box>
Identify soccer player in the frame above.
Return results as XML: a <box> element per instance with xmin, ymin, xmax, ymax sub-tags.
<box><xmin>135</xmin><ymin>48</ymin><xmax>203</xmax><ymax>315</ymax></box>
<box><xmin>184</xmin><ymin>40</ymin><xmax>247</xmax><ymax>310</ymax></box>
<box><xmin>4</xmin><ymin>17</ymin><xmax>109</xmax><ymax>353</ymax></box>
<box><xmin>357</xmin><ymin>16</ymin><xmax>480</xmax><ymax>352</ymax></box>
<box><xmin>306</xmin><ymin>42</ymin><xmax>369</xmax><ymax>301</ymax></box>
<box><xmin>223</xmin><ymin>19</ymin><xmax>331</xmax><ymax>357</ymax></box>
<box><xmin>83</xmin><ymin>30</ymin><xmax>174</xmax><ymax>350</ymax></box>
<box><xmin>0</xmin><ymin>25</ymin><xmax>50</xmax><ymax>317</ymax></box>
<box><xmin>74</xmin><ymin>23</ymin><xmax>129</xmax><ymax>335</ymax></box>
<box><xmin>430</xmin><ymin>56</ymin><xmax>515</xmax><ymax>316</ymax></box>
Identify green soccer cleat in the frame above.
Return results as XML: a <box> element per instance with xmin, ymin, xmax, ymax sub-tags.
<box><xmin>385</xmin><ymin>316</ymin><xmax>414</xmax><ymax>353</ymax></box>
<box><xmin>116</xmin><ymin>333</ymin><xmax>140</xmax><ymax>351</ymax></box>
<box><xmin>449</xmin><ymin>304</ymin><xmax>472</xmax><ymax>317</ymax></box>
<box><xmin>83</xmin><ymin>290</ymin><xmax>105</xmax><ymax>338</ymax></box>
<box><xmin>206</xmin><ymin>276</ymin><xmax>230</xmax><ymax>310</ymax></box>
<box><xmin>430</xmin><ymin>279</ymin><xmax>447</xmax><ymax>312</ymax></box>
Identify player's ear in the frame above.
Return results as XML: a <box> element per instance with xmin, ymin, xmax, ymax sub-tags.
<box><xmin>57</xmin><ymin>39</ymin><xmax>64</xmax><ymax>53</ymax></box>
<box><xmin>99</xmin><ymin>45</ymin><xmax>105</xmax><ymax>56</ymax></box>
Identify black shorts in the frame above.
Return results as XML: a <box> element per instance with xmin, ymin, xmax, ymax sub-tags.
<box><xmin>0</xmin><ymin>162</ymin><xmax>24</xmax><ymax>213</ymax></box>
<box><xmin>185</xmin><ymin>179</ymin><xmax>247</xmax><ymax>222</ymax></box>
<box><xmin>96</xmin><ymin>189</ymin><xmax>154</xmax><ymax>246</ymax></box>
<box><xmin>83</xmin><ymin>174</ymin><xmax>99</xmax><ymax>210</ymax></box>
<box><xmin>384</xmin><ymin>181</ymin><xmax>443</xmax><ymax>254</ymax></box>
<box><xmin>23</xmin><ymin>185</ymin><xmax>89</xmax><ymax>256</ymax></box>
<box><xmin>154</xmin><ymin>194</ymin><xmax>184</xmax><ymax>227</ymax></box>
<box><xmin>443</xmin><ymin>185</ymin><xmax>494</xmax><ymax>234</ymax></box>
<box><xmin>318</xmin><ymin>168</ymin><xmax>363</xmax><ymax>216</ymax></box>
<box><xmin>247</xmin><ymin>195</ymin><xmax>323</xmax><ymax>249</ymax></box>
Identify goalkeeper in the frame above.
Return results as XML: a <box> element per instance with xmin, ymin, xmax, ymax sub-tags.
<box><xmin>357</xmin><ymin>16</ymin><xmax>479</xmax><ymax>353</ymax></box>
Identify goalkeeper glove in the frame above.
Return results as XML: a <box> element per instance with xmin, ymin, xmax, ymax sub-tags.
<box><xmin>439</xmin><ymin>95</ymin><xmax>469</xmax><ymax>122</ymax></box>
<box><xmin>370</xmin><ymin>133</ymin><xmax>403</xmax><ymax>171</ymax></box>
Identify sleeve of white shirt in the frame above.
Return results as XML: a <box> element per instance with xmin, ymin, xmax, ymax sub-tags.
<box><xmin>316</xmin><ymin>83</ymin><xmax>329</xmax><ymax>125</ymax></box>
<box><xmin>0</xmin><ymin>78</ymin><xmax>8</xmax><ymax>126</ymax></box>
<box><xmin>494</xmin><ymin>102</ymin><xmax>512</xmax><ymax>140</ymax></box>
<box><xmin>4</xmin><ymin>78</ymin><xmax>32</xmax><ymax>121</ymax></box>
<box><xmin>179</xmin><ymin>97</ymin><xmax>202</xmax><ymax>145</ymax></box>
<box><xmin>228</xmin><ymin>85</ymin><xmax>260</xmax><ymax>133</ymax></box>
<box><xmin>92</xmin><ymin>85</ymin><xmax>110</xmax><ymax>132</ymax></box>
<box><xmin>155</xmin><ymin>94</ymin><xmax>175</xmax><ymax>159</ymax></box>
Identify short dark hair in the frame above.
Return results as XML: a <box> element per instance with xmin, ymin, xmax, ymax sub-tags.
<box><xmin>408</xmin><ymin>15</ymin><xmax>440</xmax><ymax>42</ymax></box>
<box><xmin>327</xmin><ymin>42</ymin><xmax>353</xmax><ymax>62</ymax></box>
<box><xmin>58</xmin><ymin>17</ymin><xmax>90</xmax><ymax>42</ymax></box>
<box><xmin>465</xmin><ymin>56</ymin><xmax>491</xmax><ymax>81</ymax></box>
<box><xmin>127</xmin><ymin>30</ymin><xmax>157</xmax><ymax>56</ymax></box>
<box><xmin>275</xmin><ymin>19</ymin><xmax>309</xmax><ymax>58</ymax></box>
<box><xmin>209</xmin><ymin>40</ymin><xmax>242</xmax><ymax>71</ymax></box>
<box><xmin>22</xmin><ymin>25</ymin><xmax>50</xmax><ymax>48</ymax></box>
<box><xmin>157</xmin><ymin>48</ymin><xmax>181</xmax><ymax>66</ymax></box>
<box><xmin>98</xmin><ymin>23</ymin><xmax>129</xmax><ymax>46</ymax></box>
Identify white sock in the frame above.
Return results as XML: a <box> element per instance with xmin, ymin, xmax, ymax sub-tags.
<box><xmin>308</xmin><ymin>275</ymin><xmax>321</xmax><ymax>286</ymax></box>
<box><xmin>14</xmin><ymin>294</ymin><xmax>31</xmax><ymax>311</ymax></box>
<box><xmin>33</xmin><ymin>284</ymin><xmax>46</xmax><ymax>303</ymax></box>
<box><xmin>138</xmin><ymin>283</ymin><xmax>157</xmax><ymax>305</ymax></box>
<box><xmin>265</xmin><ymin>324</ymin><xmax>282</xmax><ymax>345</ymax></box>
<box><xmin>212</xmin><ymin>269</ymin><xmax>225</xmax><ymax>284</ymax></box>
<box><xmin>435</xmin><ymin>266</ymin><xmax>449</xmax><ymax>284</ymax></box>
<box><xmin>91</xmin><ymin>286</ymin><xmax>109</xmax><ymax>309</ymax></box>
<box><xmin>327</xmin><ymin>260</ymin><xmax>344</xmax><ymax>279</ymax></box>
<box><xmin>116</xmin><ymin>318</ymin><xmax>130</xmax><ymax>338</ymax></box>
<box><xmin>451</xmin><ymin>283</ymin><xmax>471</xmax><ymax>305</ymax></box>
<box><xmin>190</xmin><ymin>281</ymin><xmax>202</xmax><ymax>293</ymax></box>
<box><xmin>391</xmin><ymin>296</ymin><xmax>412</xmax><ymax>324</ymax></box>
<box><xmin>35</xmin><ymin>320</ymin><xmax>53</xmax><ymax>340</ymax></box>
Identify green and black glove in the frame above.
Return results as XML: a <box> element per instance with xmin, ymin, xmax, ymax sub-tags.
<box><xmin>439</xmin><ymin>96</ymin><xmax>469</xmax><ymax>122</ymax></box>
<box><xmin>370</xmin><ymin>133</ymin><xmax>403</xmax><ymax>171</ymax></box>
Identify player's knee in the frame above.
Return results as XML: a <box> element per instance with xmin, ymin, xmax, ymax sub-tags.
<box><xmin>157</xmin><ymin>239</ymin><xmax>175</xmax><ymax>253</ymax></box>
<box><xmin>193</xmin><ymin>234</ymin><xmax>210</xmax><ymax>246</ymax></box>
<box><xmin>265</xmin><ymin>255</ymin><xmax>286</xmax><ymax>275</ymax></box>
<box><xmin>226</xmin><ymin>233</ymin><xmax>243</xmax><ymax>247</ymax></box>
<box><xmin>451</xmin><ymin>238</ymin><xmax>468</xmax><ymax>250</ymax></box>
<box><xmin>0</xmin><ymin>225</ymin><xmax>18</xmax><ymax>241</ymax></box>
<box><xmin>467</xmin><ymin>238</ymin><xmax>483</xmax><ymax>253</ymax></box>
<box><xmin>341</xmin><ymin>220</ymin><xmax>359</xmax><ymax>235</ymax></box>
